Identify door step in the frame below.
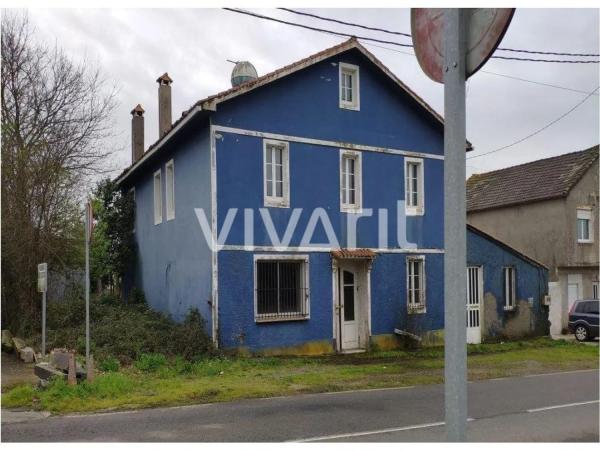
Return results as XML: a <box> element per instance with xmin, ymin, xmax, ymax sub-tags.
<box><xmin>340</xmin><ymin>349</ymin><xmax>366</xmax><ymax>354</ymax></box>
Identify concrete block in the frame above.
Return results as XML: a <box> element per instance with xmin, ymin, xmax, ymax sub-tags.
<box><xmin>34</xmin><ymin>362</ymin><xmax>67</xmax><ymax>381</ymax></box>
<box><xmin>12</xmin><ymin>337</ymin><xmax>26</xmax><ymax>353</ymax></box>
<box><xmin>19</xmin><ymin>346</ymin><xmax>35</xmax><ymax>363</ymax></box>
<box><xmin>50</xmin><ymin>350</ymin><xmax>71</xmax><ymax>371</ymax></box>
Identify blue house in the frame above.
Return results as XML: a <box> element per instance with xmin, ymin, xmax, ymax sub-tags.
<box><xmin>466</xmin><ymin>225</ymin><xmax>549</xmax><ymax>343</ymax></box>
<box><xmin>116</xmin><ymin>38</ymin><xmax>546</xmax><ymax>354</ymax></box>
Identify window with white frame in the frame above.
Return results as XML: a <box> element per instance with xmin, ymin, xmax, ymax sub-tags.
<box><xmin>407</xmin><ymin>256</ymin><xmax>425</xmax><ymax>313</ymax></box>
<box><xmin>339</xmin><ymin>63</ymin><xmax>360</xmax><ymax>110</ymax></box>
<box><xmin>153</xmin><ymin>169</ymin><xmax>162</xmax><ymax>225</ymax></box>
<box><xmin>340</xmin><ymin>149</ymin><xmax>362</xmax><ymax>212</ymax></box>
<box><xmin>263</xmin><ymin>140</ymin><xmax>290</xmax><ymax>207</ymax></box>
<box><xmin>254</xmin><ymin>256</ymin><xmax>309</xmax><ymax>322</ymax></box>
<box><xmin>593</xmin><ymin>282</ymin><xmax>598</xmax><ymax>300</ymax></box>
<box><xmin>577</xmin><ymin>208</ymin><xmax>592</xmax><ymax>243</ymax></box>
<box><xmin>503</xmin><ymin>267</ymin><xmax>516</xmax><ymax>310</ymax></box>
<box><xmin>405</xmin><ymin>157</ymin><xmax>424</xmax><ymax>215</ymax></box>
<box><xmin>165</xmin><ymin>160</ymin><xmax>175</xmax><ymax>220</ymax></box>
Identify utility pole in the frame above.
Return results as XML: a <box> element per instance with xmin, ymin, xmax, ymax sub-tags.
<box><xmin>443</xmin><ymin>8</ymin><xmax>468</xmax><ymax>441</ymax></box>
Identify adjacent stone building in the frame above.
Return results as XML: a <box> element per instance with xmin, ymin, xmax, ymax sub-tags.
<box><xmin>466</xmin><ymin>146</ymin><xmax>599</xmax><ymax>335</ymax></box>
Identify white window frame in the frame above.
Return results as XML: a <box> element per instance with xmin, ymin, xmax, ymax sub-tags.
<box><xmin>593</xmin><ymin>282</ymin><xmax>599</xmax><ymax>300</ymax></box>
<box><xmin>253</xmin><ymin>254</ymin><xmax>310</xmax><ymax>323</ymax></box>
<box><xmin>407</xmin><ymin>255</ymin><xmax>426</xmax><ymax>314</ymax></box>
<box><xmin>404</xmin><ymin>157</ymin><xmax>425</xmax><ymax>216</ymax></box>
<box><xmin>263</xmin><ymin>139</ymin><xmax>290</xmax><ymax>208</ymax></box>
<box><xmin>339</xmin><ymin>62</ymin><xmax>360</xmax><ymax>111</ymax></box>
<box><xmin>503</xmin><ymin>266</ymin><xmax>516</xmax><ymax>311</ymax></box>
<box><xmin>577</xmin><ymin>208</ymin><xmax>593</xmax><ymax>243</ymax></box>
<box><xmin>339</xmin><ymin>149</ymin><xmax>362</xmax><ymax>213</ymax></box>
<box><xmin>153</xmin><ymin>169</ymin><xmax>162</xmax><ymax>225</ymax></box>
<box><xmin>165</xmin><ymin>159</ymin><xmax>175</xmax><ymax>221</ymax></box>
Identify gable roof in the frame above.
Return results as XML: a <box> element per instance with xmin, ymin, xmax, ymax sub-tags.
<box><xmin>467</xmin><ymin>145</ymin><xmax>599</xmax><ymax>213</ymax></box>
<box><xmin>467</xmin><ymin>224</ymin><xmax>548</xmax><ymax>270</ymax></box>
<box><xmin>117</xmin><ymin>38</ymin><xmax>469</xmax><ymax>185</ymax></box>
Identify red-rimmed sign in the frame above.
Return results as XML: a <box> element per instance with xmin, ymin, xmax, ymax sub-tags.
<box><xmin>411</xmin><ymin>8</ymin><xmax>515</xmax><ymax>83</ymax></box>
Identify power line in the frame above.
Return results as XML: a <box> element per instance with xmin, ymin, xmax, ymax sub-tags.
<box><xmin>222</xmin><ymin>8</ymin><xmax>412</xmax><ymax>48</ymax></box>
<box><xmin>279</xmin><ymin>7</ymin><xmax>600</xmax><ymax>58</ymax></box>
<box><xmin>225</xmin><ymin>8</ymin><xmax>599</xmax><ymax>64</ymax></box>
<box><xmin>362</xmin><ymin>40</ymin><xmax>599</xmax><ymax>95</ymax></box>
<box><xmin>467</xmin><ymin>87</ymin><xmax>599</xmax><ymax>159</ymax></box>
<box><xmin>279</xmin><ymin>7</ymin><xmax>412</xmax><ymax>38</ymax></box>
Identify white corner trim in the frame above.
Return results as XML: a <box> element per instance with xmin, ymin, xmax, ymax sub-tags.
<box><xmin>210</xmin><ymin>125</ymin><xmax>219</xmax><ymax>347</ymax></box>
<box><xmin>211</xmin><ymin>125</ymin><xmax>444</xmax><ymax>161</ymax></box>
<box><xmin>220</xmin><ymin>245</ymin><xmax>443</xmax><ymax>254</ymax></box>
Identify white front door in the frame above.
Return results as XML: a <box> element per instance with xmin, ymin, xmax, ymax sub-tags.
<box><xmin>466</xmin><ymin>266</ymin><xmax>482</xmax><ymax>344</ymax></box>
<box><xmin>341</xmin><ymin>269</ymin><xmax>359</xmax><ymax>350</ymax></box>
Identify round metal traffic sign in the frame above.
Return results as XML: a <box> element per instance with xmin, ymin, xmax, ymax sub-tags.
<box><xmin>411</xmin><ymin>8</ymin><xmax>515</xmax><ymax>83</ymax></box>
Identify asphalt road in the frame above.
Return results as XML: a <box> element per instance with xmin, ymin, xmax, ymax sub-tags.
<box><xmin>2</xmin><ymin>369</ymin><xmax>598</xmax><ymax>442</ymax></box>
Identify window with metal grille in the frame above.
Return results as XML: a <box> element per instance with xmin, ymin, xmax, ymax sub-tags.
<box><xmin>407</xmin><ymin>256</ymin><xmax>426</xmax><ymax>313</ymax></box>
<box><xmin>339</xmin><ymin>63</ymin><xmax>360</xmax><ymax>110</ymax></box>
<box><xmin>340</xmin><ymin>150</ymin><xmax>361</xmax><ymax>212</ymax></box>
<box><xmin>263</xmin><ymin>140</ymin><xmax>289</xmax><ymax>207</ymax></box>
<box><xmin>255</xmin><ymin>258</ymin><xmax>308</xmax><ymax>321</ymax></box>
<box><xmin>593</xmin><ymin>282</ymin><xmax>598</xmax><ymax>300</ymax></box>
<box><xmin>405</xmin><ymin>157</ymin><xmax>424</xmax><ymax>216</ymax></box>
<box><xmin>503</xmin><ymin>267</ymin><xmax>516</xmax><ymax>310</ymax></box>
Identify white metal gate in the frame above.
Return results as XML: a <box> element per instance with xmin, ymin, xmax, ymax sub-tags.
<box><xmin>466</xmin><ymin>266</ymin><xmax>482</xmax><ymax>344</ymax></box>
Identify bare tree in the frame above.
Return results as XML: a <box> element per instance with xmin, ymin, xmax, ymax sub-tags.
<box><xmin>1</xmin><ymin>12</ymin><xmax>118</xmax><ymax>334</ymax></box>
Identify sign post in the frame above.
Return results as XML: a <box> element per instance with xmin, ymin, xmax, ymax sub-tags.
<box><xmin>411</xmin><ymin>7</ymin><xmax>514</xmax><ymax>442</ymax></box>
<box><xmin>442</xmin><ymin>9</ymin><xmax>468</xmax><ymax>441</ymax></box>
<box><xmin>38</xmin><ymin>263</ymin><xmax>48</xmax><ymax>356</ymax></box>
<box><xmin>85</xmin><ymin>200</ymin><xmax>93</xmax><ymax>370</ymax></box>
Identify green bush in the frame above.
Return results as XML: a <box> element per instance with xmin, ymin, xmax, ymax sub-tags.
<box><xmin>135</xmin><ymin>353</ymin><xmax>167</xmax><ymax>372</ymax></box>
<box><xmin>35</xmin><ymin>295</ymin><xmax>214</xmax><ymax>364</ymax></box>
<box><xmin>99</xmin><ymin>356</ymin><xmax>120</xmax><ymax>372</ymax></box>
<box><xmin>128</xmin><ymin>288</ymin><xmax>146</xmax><ymax>305</ymax></box>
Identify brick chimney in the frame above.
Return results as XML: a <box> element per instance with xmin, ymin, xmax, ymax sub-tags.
<box><xmin>156</xmin><ymin>73</ymin><xmax>173</xmax><ymax>137</ymax></box>
<box><xmin>131</xmin><ymin>104</ymin><xmax>145</xmax><ymax>164</ymax></box>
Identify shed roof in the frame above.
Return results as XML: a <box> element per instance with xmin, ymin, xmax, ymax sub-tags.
<box><xmin>467</xmin><ymin>145</ymin><xmax>599</xmax><ymax>213</ymax></box>
<box><xmin>117</xmin><ymin>38</ymin><xmax>470</xmax><ymax>185</ymax></box>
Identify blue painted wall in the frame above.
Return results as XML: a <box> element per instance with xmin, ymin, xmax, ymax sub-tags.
<box><xmin>213</xmin><ymin>48</ymin><xmax>443</xmax><ymax>155</ymax></box>
<box><xmin>467</xmin><ymin>227</ymin><xmax>549</xmax><ymax>339</ymax></box>
<box><xmin>123</xmin><ymin>117</ymin><xmax>214</xmax><ymax>331</ymax></box>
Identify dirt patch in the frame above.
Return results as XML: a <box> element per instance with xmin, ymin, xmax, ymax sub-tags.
<box><xmin>1</xmin><ymin>352</ymin><xmax>38</xmax><ymax>391</ymax></box>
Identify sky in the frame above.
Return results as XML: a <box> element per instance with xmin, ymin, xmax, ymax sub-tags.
<box><xmin>22</xmin><ymin>8</ymin><xmax>600</xmax><ymax>178</ymax></box>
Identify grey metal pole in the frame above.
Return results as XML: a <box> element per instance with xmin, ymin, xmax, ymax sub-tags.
<box><xmin>85</xmin><ymin>203</ymin><xmax>90</xmax><ymax>366</ymax></box>
<box><xmin>42</xmin><ymin>289</ymin><xmax>46</xmax><ymax>356</ymax></box>
<box><xmin>443</xmin><ymin>8</ymin><xmax>468</xmax><ymax>442</ymax></box>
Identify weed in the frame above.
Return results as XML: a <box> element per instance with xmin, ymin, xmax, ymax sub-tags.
<box><xmin>135</xmin><ymin>353</ymin><xmax>167</xmax><ymax>372</ymax></box>
<box><xmin>99</xmin><ymin>356</ymin><xmax>120</xmax><ymax>372</ymax></box>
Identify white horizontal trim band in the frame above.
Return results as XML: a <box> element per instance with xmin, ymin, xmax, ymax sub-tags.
<box><xmin>212</xmin><ymin>125</ymin><xmax>444</xmax><ymax>161</ymax></box>
<box><xmin>220</xmin><ymin>245</ymin><xmax>444</xmax><ymax>254</ymax></box>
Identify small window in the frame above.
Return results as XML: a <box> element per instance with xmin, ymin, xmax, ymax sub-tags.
<box><xmin>405</xmin><ymin>157</ymin><xmax>424</xmax><ymax>216</ymax></box>
<box><xmin>588</xmin><ymin>301</ymin><xmax>599</xmax><ymax>315</ymax></box>
<box><xmin>153</xmin><ymin>169</ymin><xmax>162</xmax><ymax>225</ymax></box>
<box><xmin>165</xmin><ymin>160</ymin><xmax>175</xmax><ymax>220</ymax></box>
<box><xmin>577</xmin><ymin>208</ymin><xmax>592</xmax><ymax>243</ymax></box>
<box><xmin>255</xmin><ymin>256</ymin><xmax>309</xmax><ymax>322</ymax></box>
<box><xmin>263</xmin><ymin>140</ymin><xmax>290</xmax><ymax>208</ymax></box>
<box><xmin>503</xmin><ymin>267</ymin><xmax>516</xmax><ymax>310</ymax></box>
<box><xmin>340</xmin><ymin>149</ymin><xmax>362</xmax><ymax>212</ymax></box>
<box><xmin>407</xmin><ymin>256</ymin><xmax>426</xmax><ymax>313</ymax></box>
<box><xmin>339</xmin><ymin>63</ymin><xmax>360</xmax><ymax>110</ymax></box>
<box><xmin>593</xmin><ymin>282</ymin><xmax>598</xmax><ymax>300</ymax></box>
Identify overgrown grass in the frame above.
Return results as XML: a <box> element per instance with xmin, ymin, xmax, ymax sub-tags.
<box><xmin>2</xmin><ymin>337</ymin><xmax>597</xmax><ymax>414</ymax></box>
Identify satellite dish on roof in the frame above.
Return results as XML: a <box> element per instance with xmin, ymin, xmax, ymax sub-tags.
<box><xmin>230</xmin><ymin>61</ymin><xmax>258</xmax><ymax>87</ymax></box>
<box><xmin>411</xmin><ymin>8</ymin><xmax>515</xmax><ymax>83</ymax></box>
